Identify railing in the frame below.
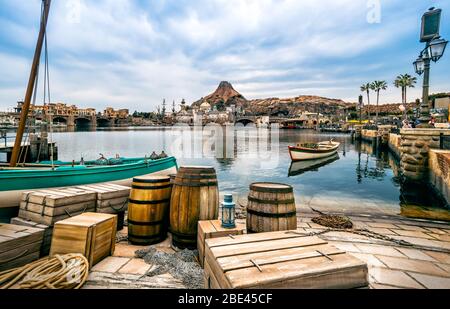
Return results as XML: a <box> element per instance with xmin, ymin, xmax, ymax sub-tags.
<box><xmin>440</xmin><ymin>133</ymin><xmax>450</xmax><ymax>150</ymax></box>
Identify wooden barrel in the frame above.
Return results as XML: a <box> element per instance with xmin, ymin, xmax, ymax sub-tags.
<box><xmin>128</xmin><ymin>175</ymin><xmax>172</xmax><ymax>245</ymax></box>
<box><xmin>247</xmin><ymin>182</ymin><xmax>297</xmax><ymax>233</ymax></box>
<box><xmin>170</xmin><ymin>166</ymin><xmax>219</xmax><ymax>249</ymax></box>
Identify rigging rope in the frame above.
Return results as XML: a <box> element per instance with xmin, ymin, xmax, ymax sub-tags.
<box><xmin>42</xmin><ymin>0</ymin><xmax>55</xmax><ymax>169</ymax></box>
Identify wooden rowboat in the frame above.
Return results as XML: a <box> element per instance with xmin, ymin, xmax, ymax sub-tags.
<box><xmin>288</xmin><ymin>141</ymin><xmax>340</xmax><ymax>161</ymax></box>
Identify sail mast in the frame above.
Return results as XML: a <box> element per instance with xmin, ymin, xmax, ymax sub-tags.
<box><xmin>10</xmin><ymin>0</ymin><xmax>52</xmax><ymax>167</ymax></box>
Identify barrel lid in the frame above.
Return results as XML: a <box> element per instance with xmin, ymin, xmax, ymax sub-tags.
<box><xmin>133</xmin><ymin>175</ymin><xmax>171</xmax><ymax>183</ymax></box>
<box><xmin>250</xmin><ymin>182</ymin><xmax>293</xmax><ymax>193</ymax></box>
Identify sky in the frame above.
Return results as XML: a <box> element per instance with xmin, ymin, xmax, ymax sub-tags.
<box><xmin>0</xmin><ymin>0</ymin><xmax>449</xmax><ymax>112</ymax></box>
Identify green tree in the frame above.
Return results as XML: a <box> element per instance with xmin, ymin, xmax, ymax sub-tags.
<box><xmin>360</xmin><ymin>83</ymin><xmax>371</xmax><ymax>120</ymax></box>
<box><xmin>370</xmin><ymin>80</ymin><xmax>388</xmax><ymax>125</ymax></box>
<box><xmin>394</xmin><ymin>74</ymin><xmax>417</xmax><ymax>104</ymax></box>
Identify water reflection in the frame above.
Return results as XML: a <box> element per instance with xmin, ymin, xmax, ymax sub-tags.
<box><xmin>288</xmin><ymin>154</ymin><xmax>340</xmax><ymax>177</ymax></box>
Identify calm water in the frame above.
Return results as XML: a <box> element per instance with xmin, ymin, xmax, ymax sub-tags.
<box><xmin>49</xmin><ymin>127</ymin><xmax>449</xmax><ymax>220</ymax></box>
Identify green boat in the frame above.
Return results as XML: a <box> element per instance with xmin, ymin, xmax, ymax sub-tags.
<box><xmin>0</xmin><ymin>156</ymin><xmax>178</xmax><ymax>216</ymax></box>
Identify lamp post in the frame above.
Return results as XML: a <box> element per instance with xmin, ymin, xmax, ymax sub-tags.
<box><xmin>414</xmin><ymin>7</ymin><xmax>448</xmax><ymax>128</ymax></box>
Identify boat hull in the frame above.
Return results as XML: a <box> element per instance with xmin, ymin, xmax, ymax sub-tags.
<box><xmin>0</xmin><ymin>157</ymin><xmax>178</xmax><ymax>210</ymax></box>
<box><xmin>288</xmin><ymin>142</ymin><xmax>340</xmax><ymax>161</ymax></box>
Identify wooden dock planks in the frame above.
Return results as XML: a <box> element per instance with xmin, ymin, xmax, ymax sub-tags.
<box><xmin>204</xmin><ymin>231</ymin><xmax>369</xmax><ymax>289</ymax></box>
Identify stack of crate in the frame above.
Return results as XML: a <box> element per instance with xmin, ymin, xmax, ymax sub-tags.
<box><xmin>18</xmin><ymin>188</ymin><xmax>97</xmax><ymax>226</ymax></box>
<box><xmin>10</xmin><ymin>217</ymin><xmax>53</xmax><ymax>257</ymax></box>
<box><xmin>0</xmin><ymin>224</ymin><xmax>44</xmax><ymax>271</ymax></box>
<box><xmin>12</xmin><ymin>188</ymin><xmax>96</xmax><ymax>256</ymax></box>
<box><xmin>77</xmin><ymin>184</ymin><xmax>129</xmax><ymax>230</ymax></box>
<box><xmin>77</xmin><ymin>183</ymin><xmax>130</xmax><ymax>214</ymax></box>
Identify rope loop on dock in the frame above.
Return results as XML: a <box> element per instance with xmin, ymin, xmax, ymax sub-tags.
<box><xmin>0</xmin><ymin>253</ymin><xmax>89</xmax><ymax>289</ymax></box>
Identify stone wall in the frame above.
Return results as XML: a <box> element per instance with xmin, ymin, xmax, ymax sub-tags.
<box><xmin>400</xmin><ymin>129</ymin><xmax>448</xmax><ymax>182</ymax></box>
<box><xmin>388</xmin><ymin>133</ymin><xmax>401</xmax><ymax>159</ymax></box>
<box><xmin>377</xmin><ymin>125</ymin><xmax>394</xmax><ymax>147</ymax></box>
<box><xmin>361</xmin><ymin>129</ymin><xmax>377</xmax><ymax>143</ymax></box>
<box><xmin>429</xmin><ymin>149</ymin><xmax>450</xmax><ymax>205</ymax></box>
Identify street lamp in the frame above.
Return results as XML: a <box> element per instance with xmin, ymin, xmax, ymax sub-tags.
<box><xmin>413</xmin><ymin>55</ymin><xmax>425</xmax><ymax>75</ymax></box>
<box><xmin>413</xmin><ymin>7</ymin><xmax>448</xmax><ymax>128</ymax></box>
<box><xmin>428</xmin><ymin>38</ymin><xmax>448</xmax><ymax>62</ymax></box>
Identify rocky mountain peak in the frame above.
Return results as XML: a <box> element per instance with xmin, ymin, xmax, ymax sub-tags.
<box><xmin>192</xmin><ymin>81</ymin><xmax>247</xmax><ymax>110</ymax></box>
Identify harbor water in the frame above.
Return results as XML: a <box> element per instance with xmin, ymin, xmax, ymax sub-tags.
<box><xmin>48</xmin><ymin>127</ymin><xmax>450</xmax><ymax>221</ymax></box>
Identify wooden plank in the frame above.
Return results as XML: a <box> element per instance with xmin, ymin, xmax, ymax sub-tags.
<box><xmin>204</xmin><ymin>259</ymin><xmax>222</xmax><ymax>289</ymax></box>
<box><xmin>77</xmin><ymin>184</ymin><xmax>130</xmax><ymax>200</ymax></box>
<box><xmin>209</xmin><ymin>236</ymin><xmax>326</xmax><ymax>258</ymax></box>
<box><xmin>224</xmin><ymin>253</ymin><xmax>367</xmax><ymax>289</ymax></box>
<box><xmin>0</xmin><ymin>240</ymin><xmax>42</xmax><ymax>264</ymax></box>
<box><xmin>217</xmin><ymin>244</ymin><xmax>343</xmax><ymax>272</ymax></box>
<box><xmin>20</xmin><ymin>200</ymin><xmax>96</xmax><ymax>217</ymax></box>
<box><xmin>96</xmin><ymin>196</ymin><xmax>129</xmax><ymax>209</ymax></box>
<box><xmin>0</xmin><ymin>251</ymin><xmax>40</xmax><ymax>272</ymax></box>
<box><xmin>0</xmin><ymin>224</ymin><xmax>44</xmax><ymax>255</ymax></box>
<box><xmin>21</xmin><ymin>189</ymin><xmax>96</xmax><ymax>207</ymax></box>
<box><xmin>206</xmin><ymin>230</ymin><xmax>305</xmax><ymax>248</ymax></box>
<box><xmin>19</xmin><ymin>207</ymin><xmax>95</xmax><ymax>226</ymax></box>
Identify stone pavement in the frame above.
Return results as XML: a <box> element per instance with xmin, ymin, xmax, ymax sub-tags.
<box><xmin>297</xmin><ymin>212</ymin><xmax>450</xmax><ymax>289</ymax></box>
<box><xmin>83</xmin><ymin>229</ymin><xmax>185</xmax><ymax>289</ymax></box>
<box><xmin>83</xmin><ymin>213</ymin><xmax>450</xmax><ymax>289</ymax></box>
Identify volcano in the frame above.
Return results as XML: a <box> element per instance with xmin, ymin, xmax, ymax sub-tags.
<box><xmin>192</xmin><ymin>81</ymin><xmax>248</xmax><ymax>111</ymax></box>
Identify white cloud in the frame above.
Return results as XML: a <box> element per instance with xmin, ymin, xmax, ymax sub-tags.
<box><xmin>0</xmin><ymin>0</ymin><xmax>448</xmax><ymax>111</ymax></box>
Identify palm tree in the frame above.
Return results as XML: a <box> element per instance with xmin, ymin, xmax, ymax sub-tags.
<box><xmin>370</xmin><ymin>80</ymin><xmax>388</xmax><ymax>125</ymax></box>
<box><xmin>394</xmin><ymin>74</ymin><xmax>417</xmax><ymax>104</ymax></box>
<box><xmin>360</xmin><ymin>83</ymin><xmax>371</xmax><ymax>120</ymax></box>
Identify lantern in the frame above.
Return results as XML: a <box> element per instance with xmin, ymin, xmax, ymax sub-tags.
<box><xmin>413</xmin><ymin>56</ymin><xmax>425</xmax><ymax>75</ymax></box>
<box><xmin>221</xmin><ymin>194</ymin><xmax>236</xmax><ymax>228</ymax></box>
<box><xmin>428</xmin><ymin>38</ymin><xmax>448</xmax><ymax>62</ymax></box>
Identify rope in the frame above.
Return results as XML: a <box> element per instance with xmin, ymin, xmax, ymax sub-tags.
<box><xmin>42</xmin><ymin>0</ymin><xmax>54</xmax><ymax>170</ymax></box>
<box><xmin>0</xmin><ymin>253</ymin><xmax>89</xmax><ymax>289</ymax></box>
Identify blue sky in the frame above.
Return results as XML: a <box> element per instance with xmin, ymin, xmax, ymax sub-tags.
<box><xmin>0</xmin><ymin>0</ymin><xmax>449</xmax><ymax>112</ymax></box>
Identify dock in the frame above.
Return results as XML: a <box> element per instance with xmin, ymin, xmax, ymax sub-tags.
<box><xmin>0</xmin><ymin>135</ymin><xmax>57</xmax><ymax>163</ymax></box>
<box><xmin>83</xmin><ymin>211</ymin><xmax>450</xmax><ymax>289</ymax></box>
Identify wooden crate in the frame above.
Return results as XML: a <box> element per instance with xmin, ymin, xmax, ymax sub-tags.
<box><xmin>19</xmin><ymin>188</ymin><xmax>96</xmax><ymax>226</ymax></box>
<box><xmin>77</xmin><ymin>183</ymin><xmax>130</xmax><ymax>214</ymax></box>
<box><xmin>50</xmin><ymin>213</ymin><xmax>117</xmax><ymax>268</ymax></box>
<box><xmin>10</xmin><ymin>217</ymin><xmax>53</xmax><ymax>257</ymax></box>
<box><xmin>204</xmin><ymin>231</ymin><xmax>368</xmax><ymax>289</ymax></box>
<box><xmin>0</xmin><ymin>224</ymin><xmax>44</xmax><ymax>271</ymax></box>
<box><xmin>197</xmin><ymin>220</ymin><xmax>246</xmax><ymax>267</ymax></box>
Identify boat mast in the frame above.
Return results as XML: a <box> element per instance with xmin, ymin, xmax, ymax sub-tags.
<box><xmin>10</xmin><ymin>0</ymin><xmax>52</xmax><ymax>167</ymax></box>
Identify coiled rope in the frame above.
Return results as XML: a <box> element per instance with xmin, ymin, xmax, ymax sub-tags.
<box><xmin>0</xmin><ymin>254</ymin><xmax>89</xmax><ymax>289</ymax></box>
